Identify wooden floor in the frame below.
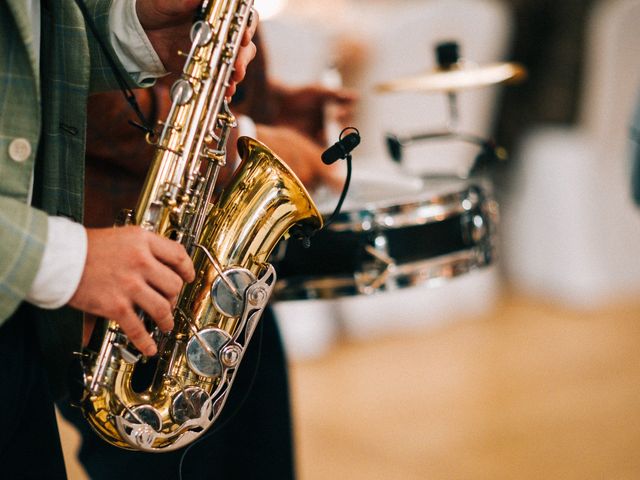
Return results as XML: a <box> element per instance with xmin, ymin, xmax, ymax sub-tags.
<box><xmin>59</xmin><ymin>294</ymin><xmax>640</xmax><ymax>479</ymax></box>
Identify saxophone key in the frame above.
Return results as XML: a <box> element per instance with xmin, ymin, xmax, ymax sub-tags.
<box><xmin>211</xmin><ymin>267</ymin><xmax>255</xmax><ymax>318</ymax></box>
<box><xmin>170</xmin><ymin>79</ymin><xmax>194</xmax><ymax>105</ymax></box>
<box><xmin>114</xmin><ymin>343</ymin><xmax>141</xmax><ymax>364</ymax></box>
<box><xmin>170</xmin><ymin>387</ymin><xmax>210</xmax><ymax>424</ymax></box>
<box><xmin>190</xmin><ymin>21</ymin><xmax>214</xmax><ymax>46</ymax></box>
<box><xmin>185</xmin><ymin>328</ymin><xmax>231</xmax><ymax>378</ymax></box>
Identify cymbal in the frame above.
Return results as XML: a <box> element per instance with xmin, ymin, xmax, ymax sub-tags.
<box><xmin>376</xmin><ymin>62</ymin><xmax>527</xmax><ymax>93</ymax></box>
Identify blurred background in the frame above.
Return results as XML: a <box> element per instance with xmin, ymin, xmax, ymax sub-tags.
<box><xmin>60</xmin><ymin>0</ymin><xmax>640</xmax><ymax>478</ymax></box>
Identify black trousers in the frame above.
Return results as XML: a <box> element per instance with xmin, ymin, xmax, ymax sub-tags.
<box><xmin>58</xmin><ymin>307</ymin><xmax>295</xmax><ymax>480</ymax></box>
<box><xmin>0</xmin><ymin>307</ymin><xmax>67</xmax><ymax>480</ymax></box>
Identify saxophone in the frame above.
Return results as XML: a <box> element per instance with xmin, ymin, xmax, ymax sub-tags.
<box><xmin>78</xmin><ymin>0</ymin><xmax>322</xmax><ymax>452</ymax></box>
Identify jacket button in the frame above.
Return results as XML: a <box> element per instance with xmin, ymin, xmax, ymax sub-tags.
<box><xmin>8</xmin><ymin>138</ymin><xmax>32</xmax><ymax>162</ymax></box>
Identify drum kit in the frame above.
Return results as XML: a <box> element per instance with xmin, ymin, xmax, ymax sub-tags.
<box><xmin>273</xmin><ymin>41</ymin><xmax>526</xmax><ymax>303</ymax></box>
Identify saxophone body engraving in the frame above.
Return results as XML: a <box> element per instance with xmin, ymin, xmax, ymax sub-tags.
<box><xmin>78</xmin><ymin>0</ymin><xmax>322</xmax><ymax>452</ymax></box>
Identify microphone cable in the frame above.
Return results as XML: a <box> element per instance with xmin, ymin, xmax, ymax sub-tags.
<box><xmin>290</xmin><ymin>127</ymin><xmax>359</xmax><ymax>248</ymax></box>
<box><xmin>322</xmin><ymin>127</ymin><xmax>357</xmax><ymax>229</ymax></box>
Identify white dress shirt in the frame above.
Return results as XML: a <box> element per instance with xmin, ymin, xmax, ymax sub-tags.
<box><xmin>25</xmin><ymin>0</ymin><xmax>166</xmax><ymax>309</ymax></box>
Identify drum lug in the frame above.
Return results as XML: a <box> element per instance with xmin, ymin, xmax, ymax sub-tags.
<box><xmin>355</xmin><ymin>234</ymin><xmax>397</xmax><ymax>294</ymax></box>
<box><xmin>465</xmin><ymin>212</ymin><xmax>487</xmax><ymax>244</ymax></box>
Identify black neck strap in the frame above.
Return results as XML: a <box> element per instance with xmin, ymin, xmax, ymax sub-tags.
<box><xmin>73</xmin><ymin>0</ymin><xmax>155</xmax><ymax>135</ymax></box>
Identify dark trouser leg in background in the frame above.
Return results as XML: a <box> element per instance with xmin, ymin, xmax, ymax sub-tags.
<box><xmin>0</xmin><ymin>307</ymin><xmax>68</xmax><ymax>480</ymax></box>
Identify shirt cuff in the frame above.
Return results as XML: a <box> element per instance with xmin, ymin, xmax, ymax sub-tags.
<box><xmin>26</xmin><ymin>217</ymin><xmax>88</xmax><ymax>309</ymax></box>
<box><xmin>109</xmin><ymin>0</ymin><xmax>167</xmax><ymax>84</ymax></box>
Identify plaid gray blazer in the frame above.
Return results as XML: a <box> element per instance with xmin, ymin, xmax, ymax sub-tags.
<box><xmin>0</xmin><ymin>0</ymin><xmax>138</xmax><ymax>396</ymax></box>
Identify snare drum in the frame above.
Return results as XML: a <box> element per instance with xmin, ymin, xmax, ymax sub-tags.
<box><xmin>272</xmin><ymin>177</ymin><xmax>497</xmax><ymax>300</ymax></box>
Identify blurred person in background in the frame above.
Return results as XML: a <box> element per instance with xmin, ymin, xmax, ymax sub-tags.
<box><xmin>58</xmin><ymin>29</ymin><xmax>357</xmax><ymax>480</ymax></box>
<box><xmin>494</xmin><ymin>0</ymin><xmax>599</xmax><ymax>152</ymax></box>
<box><xmin>489</xmin><ymin>0</ymin><xmax>600</xmax><ymax>212</ymax></box>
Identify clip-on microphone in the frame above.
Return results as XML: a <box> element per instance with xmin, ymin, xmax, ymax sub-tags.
<box><xmin>291</xmin><ymin>127</ymin><xmax>361</xmax><ymax>247</ymax></box>
<box><xmin>321</xmin><ymin>131</ymin><xmax>361</xmax><ymax>165</ymax></box>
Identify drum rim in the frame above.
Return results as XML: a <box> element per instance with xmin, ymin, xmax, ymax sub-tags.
<box><xmin>273</xmin><ymin>246</ymin><xmax>494</xmax><ymax>301</ymax></box>
<box><xmin>325</xmin><ymin>184</ymin><xmax>487</xmax><ymax>232</ymax></box>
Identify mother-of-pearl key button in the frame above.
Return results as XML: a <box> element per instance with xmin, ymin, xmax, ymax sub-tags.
<box><xmin>8</xmin><ymin>138</ymin><xmax>32</xmax><ymax>162</ymax></box>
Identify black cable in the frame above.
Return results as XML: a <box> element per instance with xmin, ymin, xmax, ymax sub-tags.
<box><xmin>321</xmin><ymin>127</ymin><xmax>356</xmax><ymax>228</ymax></box>
<box><xmin>290</xmin><ymin>127</ymin><xmax>357</xmax><ymax>248</ymax></box>
<box><xmin>72</xmin><ymin>0</ymin><xmax>155</xmax><ymax>135</ymax></box>
<box><xmin>322</xmin><ymin>153</ymin><xmax>352</xmax><ymax>229</ymax></box>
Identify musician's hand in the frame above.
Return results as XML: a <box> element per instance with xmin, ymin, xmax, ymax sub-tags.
<box><xmin>68</xmin><ymin>226</ymin><xmax>195</xmax><ymax>356</ymax></box>
<box><xmin>256</xmin><ymin>125</ymin><xmax>343</xmax><ymax>191</ymax></box>
<box><xmin>271</xmin><ymin>83</ymin><xmax>359</xmax><ymax>144</ymax></box>
<box><xmin>136</xmin><ymin>0</ymin><xmax>258</xmax><ymax>94</ymax></box>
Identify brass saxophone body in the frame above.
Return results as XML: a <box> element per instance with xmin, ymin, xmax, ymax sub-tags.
<box><xmin>78</xmin><ymin>0</ymin><xmax>322</xmax><ymax>452</ymax></box>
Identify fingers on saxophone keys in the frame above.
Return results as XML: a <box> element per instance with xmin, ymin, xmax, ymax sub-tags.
<box><xmin>148</xmin><ymin>233</ymin><xmax>196</xmax><ymax>283</ymax></box>
<box><xmin>135</xmin><ymin>286</ymin><xmax>175</xmax><ymax>333</ymax></box>
<box><xmin>146</xmin><ymin>259</ymin><xmax>185</xmax><ymax>304</ymax></box>
<box><xmin>232</xmin><ymin>41</ymin><xmax>257</xmax><ymax>83</ymax></box>
<box><xmin>117</xmin><ymin>307</ymin><xmax>158</xmax><ymax>357</ymax></box>
<box><xmin>244</xmin><ymin>8</ymin><xmax>259</xmax><ymax>46</ymax></box>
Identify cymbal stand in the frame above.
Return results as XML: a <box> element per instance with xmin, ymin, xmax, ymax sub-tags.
<box><xmin>385</xmin><ymin>42</ymin><xmax>506</xmax><ymax>178</ymax></box>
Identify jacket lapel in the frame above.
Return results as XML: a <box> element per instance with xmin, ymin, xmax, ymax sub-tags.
<box><xmin>5</xmin><ymin>0</ymin><xmax>40</xmax><ymax>100</ymax></box>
